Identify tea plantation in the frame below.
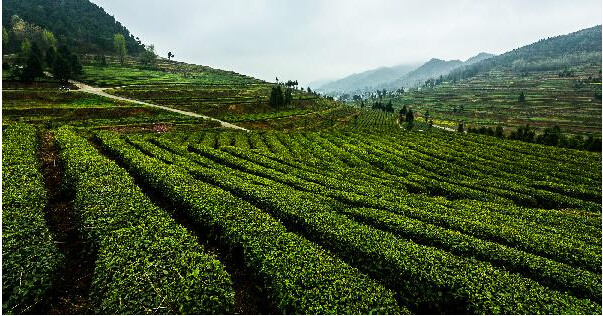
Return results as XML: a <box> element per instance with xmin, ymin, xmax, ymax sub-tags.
<box><xmin>2</xmin><ymin>56</ymin><xmax>602</xmax><ymax>314</ymax></box>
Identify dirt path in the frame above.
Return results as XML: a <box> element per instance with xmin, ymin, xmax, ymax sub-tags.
<box><xmin>38</xmin><ymin>131</ymin><xmax>94</xmax><ymax>314</ymax></box>
<box><xmin>69</xmin><ymin>80</ymin><xmax>249</xmax><ymax>131</ymax></box>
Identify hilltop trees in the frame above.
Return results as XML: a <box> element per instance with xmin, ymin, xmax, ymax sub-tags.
<box><xmin>269</xmin><ymin>85</ymin><xmax>284</xmax><ymax>110</ymax></box>
<box><xmin>114</xmin><ymin>34</ymin><xmax>127</xmax><ymax>65</ymax></box>
<box><xmin>4</xmin><ymin>1</ymin><xmax>145</xmax><ymax>54</ymax></box>
<box><xmin>168</xmin><ymin>51</ymin><xmax>174</xmax><ymax>60</ymax></box>
<box><xmin>140</xmin><ymin>44</ymin><xmax>157</xmax><ymax>69</ymax></box>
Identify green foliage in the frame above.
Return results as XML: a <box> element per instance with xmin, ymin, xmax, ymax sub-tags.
<box><xmin>518</xmin><ymin>91</ymin><xmax>526</xmax><ymax>102</ymax></box>
<box><xmin>269</xmin><ymin>85</ymin><xmax>284</xmax><ymax>109</ymax></box>
<box><xmin>20</xmin><ymin>42</ymin><xmax>44</xmax><ymax>82</ymax></box>
<box><xmin>2</xmin><ymin>0</ymin><xmax>145</xmax><ymax>54</ymax></box>
<box><xmin>2</xmin><ymin>26</ymin><xmax>8</xmax><ymax>47</ymax></box>
<box><xmin>96</xmin><ymin>129</ymin><xmax>601</xmax><ymax>314</ymax></box>
<box><xmin>447</xmin><ymin>26</ymin><xmax>602</xmax><ymax>81</ymax></box>
<box><xmin>2</xmin><ymin>123</ymin><xmax>62</xmax><ymax>314</ymax></box>
<box><xmin>55</xmin><ymin>127</ymin><xmax>234</xmax><ymax>314</ymax></box>
<box><xmin>96</xmin><ymin>131</ymin><xmax>404</xmax><ymax>314</ymax></box>
<box><xmin>51</xmin><ymin>45</ymin><xmax>82</xmax><ymax>83</ymax></box>
<box><xmin>138</xmin><ymin>44</ymin><xmax>157</xmax><ymax>69</ymax></box>
<box><xmin>113</xmin><ymin>34</ymin><xmax>127</xmax><ymax>65</ymax></box>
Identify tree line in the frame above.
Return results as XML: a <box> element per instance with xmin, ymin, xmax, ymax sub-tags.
<box><xmin>467</xmin><ymin>123</ymin><xmax>601</xmax><ymax>152</ymax></box>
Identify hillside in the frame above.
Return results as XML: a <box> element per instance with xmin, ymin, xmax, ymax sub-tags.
<box><xmin>2</xmin><ymin>1</ymin><xmax>602</xmax><ymax>315</ymax></box>
<box><xmin>374</xmin><ymin>26</ymin><xmax>602</xmax><ymax>138</ymax></box>
<box><xmin>447</xmin><ymin>25</ymin><xmax>602</xmax><ymax>81</ymax></box>
<box><xmin>2</xmin><ymin>0</ymin><xmax>145</xmax><ymax>54</ymax></box>
<box><xmin>317</xmin><ymin>63</ymin><xmax>418</xmax><ymax>94</ymax></box>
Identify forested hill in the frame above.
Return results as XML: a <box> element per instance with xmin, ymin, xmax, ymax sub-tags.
<box><xmin>447</xmin><ymin>25</ymin><xmax>602</xmax><ymax>81</ymax></box>
<box><xmin>2</xmin><ymin>0</ymin><xmax>144</xmax><ymax>54</ymax></box>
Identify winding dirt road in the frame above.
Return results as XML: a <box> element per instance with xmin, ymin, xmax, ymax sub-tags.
<box><xmin>69</xmin><ymin>80</ymin><xmax>249</xmax><ymax>131</ymax></box>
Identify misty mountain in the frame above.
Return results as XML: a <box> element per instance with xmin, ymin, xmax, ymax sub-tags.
<box><xmin>318</xmin><ymin>52</ymin><xmax>495</xmax><ymax>94</ymax></box>
<box><xmin>464</xmin><ymin>52</ymin><xmax>496</xmax><ymax>65</ymax></box>
<box><xmin>316</xmin><ymin>63</ymin><xmax>419</xmax><ymax>94</ymax></box>
<box><xmin>380</xmin><ymin>58</ymin><xmax>462</xmax><ymax>90</ymax></box>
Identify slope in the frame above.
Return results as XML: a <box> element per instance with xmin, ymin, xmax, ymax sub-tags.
<box><xmin>2</xmin><ymin>0</ymin><xmax>145</xmax><ymax>54</ymax></box>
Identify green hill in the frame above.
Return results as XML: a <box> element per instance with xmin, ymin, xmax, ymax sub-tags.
<box><xmin>447</xmin><ymin>25</ymin><xmax>602</xmax><ymax>81</ymax></box>
<box><xmin>2</xmin><ymin>0</ymin><xmax>145</xmax><ymax>54</ymax></box>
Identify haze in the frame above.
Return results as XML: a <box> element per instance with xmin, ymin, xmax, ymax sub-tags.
<box><xmin>91</xmin><ymin>0</ymin><xmax>601</xmax><ymax>86</ymax></box>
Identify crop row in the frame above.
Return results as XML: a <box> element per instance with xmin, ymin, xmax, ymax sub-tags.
<box><xmin>173</xmin><ymin>130</ymin><xmax>599</xmax><ymax>249</ymax></box>
<box><xmin>94</xmin><ymin>130</ymin><xmax>404</xmax><ymax>314</ymax></box>
<box><xmin>2</xmin><ymin>124</ymin><xmax>62</xmax><ymax>314</ymax></box>
<box><xmin>114</xmin><ymin>133</ymin><xmax>600</xmax><ymax>314</ymax></box>
<box><xmin>54</xmin><ymin>127</ymin><xmax>234</xmax><ymax>314</ymax></box>
<box><xmin>151</xmin><ymin>137</ymin><xmax>601</xmax><ymax>301</ymax></box>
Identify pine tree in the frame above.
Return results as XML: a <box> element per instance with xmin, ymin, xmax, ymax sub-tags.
<box><xmin>518</xmin><ymin>91</ymin><xmax>526</xmax><ymax>102</ymax></box>
<box><xmin>405</xmin><ymin>109</ymin><xmax>414</xmax><ymax>124</ymax></box>
<box><xmin>20</xmin><ymin>43</ymin><xmax>44</xmax><ymax>82</ymax></box>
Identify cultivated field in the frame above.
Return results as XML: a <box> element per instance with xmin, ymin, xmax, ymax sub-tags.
<box><xmin>383</xmin><ymin>63</ymin><xmax>602</xmax><ymax>136</ymax></box>
<box><xmin>2</xmin><ymin>58</ymin><xmax>602</xmax><ymax>314</ymax></box>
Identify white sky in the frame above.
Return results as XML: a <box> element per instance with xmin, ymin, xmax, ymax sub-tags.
<box><xmin>91</xmin><ymin>0</ymin><xmax>601</xmax><ymax>86</ymax></box>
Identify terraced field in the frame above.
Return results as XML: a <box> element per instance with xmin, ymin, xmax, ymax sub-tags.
<box><xmin>4</xmin><ymin>107</ymin><xmax>600</xmax><ymax>313</ymax></box>
<box><xmin>384</xmin><ymin>63</ymin><xmax>602</xmax><ymax>136</ymax></box>
<box><xmin>78</xmin><ymin>58</ymin><xmax>337</xmax><ymax>125</ymax></box>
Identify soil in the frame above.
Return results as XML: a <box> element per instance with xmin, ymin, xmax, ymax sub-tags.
<box><xmin>91</xmin><ymin>139</ymin><xmax>277</xmax><ymax>314</ymax></box>
<box><xmin>38</xmin><ymin>130</ymin><xmax>95</xmax><ymax>314</ymax></box>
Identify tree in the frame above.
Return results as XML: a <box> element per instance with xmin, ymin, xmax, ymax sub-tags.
<box><xmin>405</xmin><ymin>109</ymin><xmax>414</xmax><ymax>124</ymax></box>
<box><xmin>385</xmin><ymin>100</ymin><xmax>394</xmax><ymax>112</ymax></box>
<box><xmin>53</xmin><ymin>54</ymin><xmax>71</xmax><ymax>84</ymax></box>
<box><xmin>140</xmin><ymin>44</ymin><xmax>157</xmax><ymax>68</ymax></box>
<box><xmin>20</xmin><ymin>43</ymin><xmax>44</xmax><ymax>82</ymax></box>
<box><xmin>400</xmin><ymin>105</ymin><xmax>408</xmax><ymax>116</ymax></box>
<box><xmin>495</xmin><ymin>125</ymin><xmax>504</xmax><ymax>138</ymax></box>
<box><xmin>42</xmin><ymin>30</ymin><xmax>57</xmax><ymax>51</ymax></box>
<box><xmin>424</xmin><ymin>110</ymin><xmax>430</xmax><ymax>122</ymax></box>
<box><xmin>457</xmin><ymin>122</ymin><xmax>464</xmax><ymax>133</ymax></box>
<box><xmin>45</xmin><ymin>46</ymin><xmax>57</xmax><ymax>68</ymax></box>
<box><xmin>70</xmin><ymin>53</ymin><xmax>83</xmax><ymax>75</ymax></box>
<box><xmin>269</xmin><ymin>85</ymin><xmax>284</xmax><ymax>110</ymax></box>
<box><xmin>2</xmin><ymin>27</ymin><xmax>8</xmax><ymax>48</ymax></box>
<box><xmin>284</xmin><ymin>88</ymin><xmax>292</xmax><ymax>106</ymax></box>
<box><xmin>20</xmin><ymin>39</ymin><xmax>31</xmax><ymax>60</ymax></box>
<box><xmin>52</xmin><ymin>46</ymin><xmax>80</xmax><ymax>83</ymax></box>
<box><xmin>168</xmin><ymin>51</ymin><xmax>174</xmax><ymax>60</ymax></box>
<box><xmin>114</xmin><ymin>33</ymin><xmax>127</xmax><ymax>65</ymax></box>
<box><xmin>518</xmin><ymin>91</ymin><xmax>526</xmax><ymax>102</ymax></box>
<box><xmin>536</xmin><ymin>125</ymin><xmax>564</xmax><ymax>147</ymax></box>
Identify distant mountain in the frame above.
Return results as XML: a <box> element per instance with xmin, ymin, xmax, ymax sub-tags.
<box><xmin>447</xmin><ymin>26</ymin><xmax>602</xmax><ymax>81</ymax></box>
<box><xmin>316</xmin><ymin>63</ymin><xmax>418</xmax><ymax>94</ymax></box>
<box><xmin>318</xmin><ymin>52</ymin><xmax>496</xmax><ymax>94</ymax></box>
<box><xmin>381</xmin><ymin>58</ymin><xmax>464</xmax><ymax>90</ymax></box>
<box><xmin>464</xmin><ymin>52</ymin><xmax>495</xmax><ymax>65</ymax></box>
<box><xmin>2</xmin><ymin>0</ymin><xmax>145</xmax><ymax>54</ymax></box>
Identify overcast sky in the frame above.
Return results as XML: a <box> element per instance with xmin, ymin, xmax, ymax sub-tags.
<box><xmin>91</xmin><ymin>0</ymin><xmax>601</xmax><ymax>86</ymax></box>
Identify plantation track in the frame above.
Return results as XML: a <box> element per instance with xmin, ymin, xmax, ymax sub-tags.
<box><xmin>69</xmin><ymin>80</ymin><xmax>249</xmax><ymax>131</ymax></box>
<box><xmin>90</xmin><ymin>139</ymin><xmax>277</xmax><ymax>315</ymax></box>
<box><xmin>38</xmin><ymin>131</ymin><xmax>94</xmax><ymax>314</ymax></box>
